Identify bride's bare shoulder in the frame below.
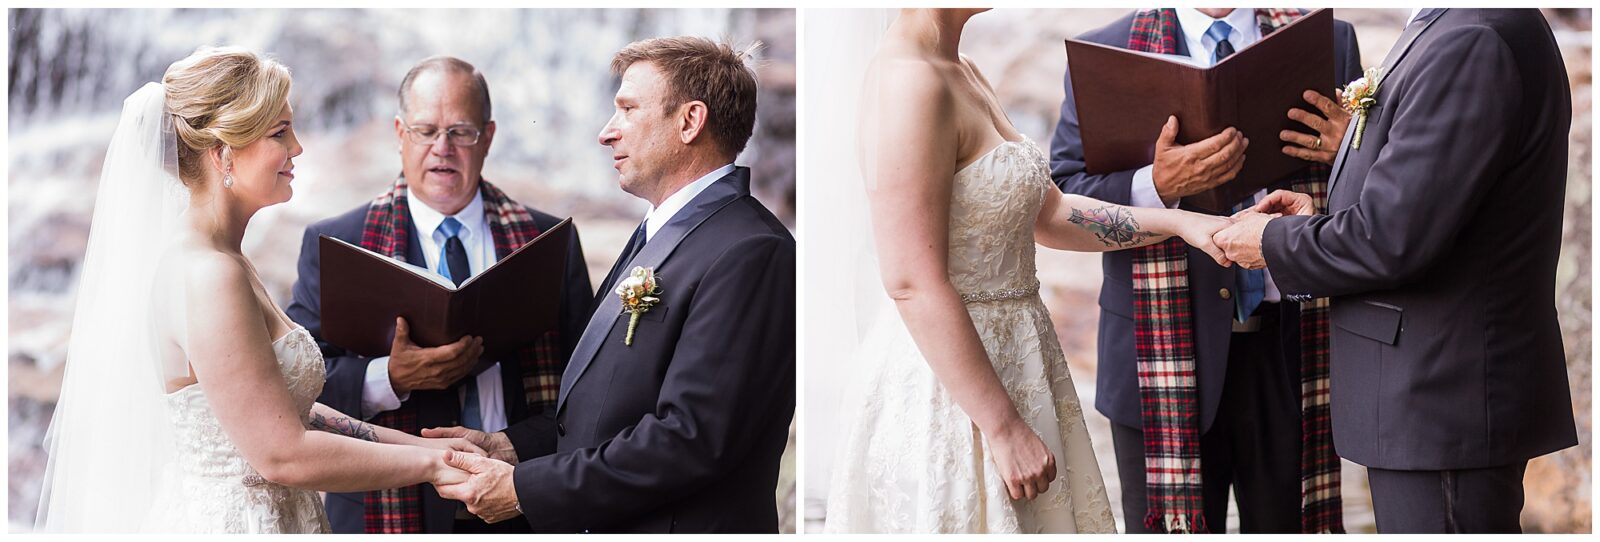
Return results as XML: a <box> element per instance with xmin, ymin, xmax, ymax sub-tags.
<box><xmin>864</xmin><ymin>51</ymin><xmax>956</xmax><ymax>112</ymax></box>
<box><xmin>162</xmin><ymin>243</ymin><xmax>251</xmax><ymax>295</ymax></box>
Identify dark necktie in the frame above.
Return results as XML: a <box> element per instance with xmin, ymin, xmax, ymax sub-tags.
<box><xmin>618</xmin><ymin>221</ymin><xmax>648</xmax><ymax>273</ymax></box>
<box><xmin>436</xmin><ymin>217</ymin><xmax>480</xmax><ymax>429</ymax></box>
<box><xmin>436</xmin><ymin>217</ymin><xmax>471</xmax><ymax>288</ymax></box>
<box><xmin>1206</xmin><ymin>20</ymin><xmax>1235</xmax><ymax>64</ymax></box>
<box><xmin>596</xmin><ymin>221</ymin><xmax>649</xmax><ymax>306</ymax></box>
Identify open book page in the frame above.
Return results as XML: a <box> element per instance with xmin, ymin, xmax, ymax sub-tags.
<box><xmin>394</xmin><ymin>259</ymin><xmax>456</xmax><ymax>289</ymax></box>
<box><xmin>325</xmin><ymin>236</ymin><xmax>456</xmax><ymax>289</ymax></box>
<box><xmin>1125</xmin><ymin>48</ymin><xmax>1208</xmax><ymax>68</ymax></box>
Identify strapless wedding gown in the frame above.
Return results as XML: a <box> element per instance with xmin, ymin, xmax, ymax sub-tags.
<box><xmin>824</xmin><ymin>137</ymin><xmax>1116</xmax><ymax>533</ymax></box>
<box><xmin>145</xmin><ymin>327</ymin><xmax>331</xmax><ymax>533</ymax></box>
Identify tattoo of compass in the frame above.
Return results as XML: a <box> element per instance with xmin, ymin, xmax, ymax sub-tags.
<box><xmin>310</xmin><ymin>412</ymin><xmax>378</xmax><ymax>442</ymax></box>
<box><xmin>1067</xmin><ymin>206</ymin><xmax>1156</xmax><ymax>248</ymax></box>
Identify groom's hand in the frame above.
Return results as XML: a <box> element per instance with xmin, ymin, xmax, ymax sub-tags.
<box><xmin>423</xmin><ymin>426</ymin><xmax>518</xmax><ymax>464</ymax></box>
<box><xmin>437</xmin><ymin>450</ymin><xmax>522</xmax><ymax>524</ymax></box>
<box><xmin>388</xmin><ymin>317</ymin><xmax>483</xmax><ymax>395</ymax></box>
<box><xmin>1248</xmin><ymin>190</ymin><xmax>1316</xmax><ymax>217</ymax></box>
<box><xmin>1213</xmin><ymin>211</ymin><xmax>1277</xmax><ymax>270</ymax></box>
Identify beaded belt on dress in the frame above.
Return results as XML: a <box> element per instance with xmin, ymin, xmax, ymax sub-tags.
<box><xmin>959</xmin><ymin>280</ymin><xmax>1040</xmax><ymax>304</ymax></box>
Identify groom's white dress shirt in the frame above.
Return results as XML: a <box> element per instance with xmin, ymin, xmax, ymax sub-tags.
<box><xmin>643</xmin><ymin>163</ymin><xmax>736</xmax><ymax>243</ymax></box>
<box><xmin>1129</xmin><ymin>8</ymin><xmax>1281</xmax><ymax>303</ymax></box>
<box><xmin>360</xmin><ymin>189</ymin><xmax>507</xmax><ymax>433</ymax></box>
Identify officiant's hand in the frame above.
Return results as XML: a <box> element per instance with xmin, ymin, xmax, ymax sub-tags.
<box><xmin>388</xmin><ymin>317</ymin><xmax>483</xmax><ymax>395</ymax></box>
<box><xmin>1280</xmin><ymin>89</ymin><xmax>1350</xmax><ymax>165</ymax></box>
<box><xmin>423</xmin><ymin>426</ymin><xmax>518</xmax><ymax>464</ymax></box>
<box><xmin>437</xmin><ymin>450</ymin><xmax>522</xmax><ymax>523</ymax></box>
<box><xmin>1152</xmin><ymin>115</ymin><xmax>1248</xmax><ymax>205</ymax></box>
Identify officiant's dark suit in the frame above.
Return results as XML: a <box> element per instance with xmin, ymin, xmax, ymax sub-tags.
<box><xmin>1049</xmin><ymin>9</ymin><xmax>1360</xmax><ymax>532</ymax></box>
<box><xmin>286</xmin><ymin>57</ymin><xmax>592</xmax><ymax>534</ymax></box>
<box><xmin>1260</xmin><ymin>9</ymin><xmax>1577</xmax><ymax>532</ymax></box>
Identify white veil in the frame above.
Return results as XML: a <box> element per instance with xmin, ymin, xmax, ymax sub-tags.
<box><xmin>34</xmin><ymin>82</ymin><xmax>189</xmax><ymax>532</ymax></box>
<box><xmin>801</xmin><ymin>7</ymin><xmax>896</xmax><ymax>504</ymax></box>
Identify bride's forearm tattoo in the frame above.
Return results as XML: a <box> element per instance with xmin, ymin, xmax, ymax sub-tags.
<box><xmin>310</xmin><ymin>412</ymin><xmax>378</xmax><ymax>442</ymax></box>
<box><xmin>1067</xmin><ymin>206</ymin><xmax>1157</xmax><ymax>248</ymax></box>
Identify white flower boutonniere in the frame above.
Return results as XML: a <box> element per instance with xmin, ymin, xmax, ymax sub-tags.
<box><xmin>615</xmin><ymin>266</ymin><xmax>662</xmax><ymax>346</ymax></box>
<box><xmin>1340</xmin><ymin>66</ymin><xmax>1385</xmax><ymax>150</ymax></box>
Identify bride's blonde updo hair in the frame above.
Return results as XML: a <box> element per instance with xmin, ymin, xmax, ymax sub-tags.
<box><xmin>162</xmin><ymin>46</ymin><xmax>291</xmax><ymax>186</ymax></box>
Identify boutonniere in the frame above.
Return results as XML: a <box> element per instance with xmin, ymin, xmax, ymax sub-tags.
<box><xmin>615</xmin><ymin>266</ymin><xmax>662</xmax><ymax>346</ymax></box>
<box><xmin>1340</xmin><ymin>66</ymin><xmax>1385</xmax><ymax>150</ymax></box>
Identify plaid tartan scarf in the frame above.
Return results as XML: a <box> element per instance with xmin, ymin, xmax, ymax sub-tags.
<box><xmin>356</xmin><ymin>176</ymin><xmax>562</xmax><ymax>533</ymax></box>
<box><xmin>1127</xmin><ymin>8</ymin><xmax>1342</xmax><ymax>534</ymax></box>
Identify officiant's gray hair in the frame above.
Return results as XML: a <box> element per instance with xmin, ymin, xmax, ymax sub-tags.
<box><xmin>398</xmin><ymin>56</ymin><xmax>492</xmax><ymax>124</ymax></box>
<box><xmin>612</xmin><ymin>36</ymin><xmax>760</xmax><ymax>157</ymax></box>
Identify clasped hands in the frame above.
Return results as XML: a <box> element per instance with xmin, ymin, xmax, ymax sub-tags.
<box><xmin>1203</xmin><ymin>189</ymin><xmax>1316</xmax><ymax>270</ymax></box>
<box><xmin>422</xmin><ymin>426</ymin><xmax>524</xmax><ymax>524</ymax></box>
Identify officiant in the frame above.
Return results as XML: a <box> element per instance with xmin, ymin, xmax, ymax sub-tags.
<box><xmin>1048</xmin><ymin>8</ymin><xmax>1360</xmax><ymax>533</ymax></box>
<box><xmin>286</xmin><ymin>56</ymin><xmax>592</xmax><ymax>534</ymax></box>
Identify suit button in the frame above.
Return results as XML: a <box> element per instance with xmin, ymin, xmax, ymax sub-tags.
<box><xmin>557</xmin><ymin>423</ymin><xmax>566</xmax><ymax>436</ymax></box>
<box><xmin>1219</xmin><ymin>288</ymin><xmax>1232</xmax><ymax>300</ymax></box>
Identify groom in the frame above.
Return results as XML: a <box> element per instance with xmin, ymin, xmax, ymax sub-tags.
<box><xmin>287</xmin><ymin>56</ymin><xmax>592</xmax><ymax>533</ymax></box>
<box><xmin>1214</xmin><ymin>8</ymin><xmax>1578</xmax><ymax>533</ymax></box>
<box><xmin>426</xmin><ymin>36</ymin><xmax>796</xmax><ymax>533</ymax></box>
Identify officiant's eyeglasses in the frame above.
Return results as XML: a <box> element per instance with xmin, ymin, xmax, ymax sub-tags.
<box><xmin>402</xmin><ymin>123</ymin><xmax>482</xmax><ymax>147</ymax></box>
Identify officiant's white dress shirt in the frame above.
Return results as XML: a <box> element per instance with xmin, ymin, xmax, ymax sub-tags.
<box><xmin>1129</xmin><ymin>8</ymin><xmax>1281</xmax><ymax>303</ymax></box>
<box><xmin>360</xmin><ymin>189</ymin><xmax>507</xmax><ymax>432</ymax></box>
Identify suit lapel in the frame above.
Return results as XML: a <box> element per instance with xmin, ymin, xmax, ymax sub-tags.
<box><xmin>403</xmin><ymin>218</ymin><xmax>427</xmax><ymax>268</ymax></box>
<box><xmin>556</xmin><ymin>168</ymin><xmax>752</xmax><ymax>412</ymax></box>
<box><xmin>1327</xmin><ymin>9</ymin><xmax>1447</xmax><ymax>194</ymax></box>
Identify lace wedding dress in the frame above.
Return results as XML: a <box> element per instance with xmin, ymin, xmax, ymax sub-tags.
<box><xmin>824</xmin><ymin>137</ymin><xmax>1116</xmax><ymax>533</ymax></box>
<box><xmin>145</xmin><ymin>327</ymin><xmax>331</xmax><ymax>533</ymax></box>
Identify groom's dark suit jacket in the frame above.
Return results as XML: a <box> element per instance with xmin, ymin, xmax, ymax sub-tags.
<box><xmin>501</xmin><ymin>167</ymin><xmax>795</xmax><ymax>533</ymax></box>
<box><xmin>1263</xmin><ymin>9</ymin><xmax>1578</xmax><ymax>470</ymax></box>
<box><xmin>285</xmin><ymin>187</ymin><xmax>592</xmax><ymax>533</ymax></box>
<box><xmin>1049</xmin><ymin>12</ymin><xmax>1361</xmax><ymax>433</ymax></box>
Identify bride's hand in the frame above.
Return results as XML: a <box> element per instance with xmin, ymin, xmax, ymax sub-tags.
<box><xmin>423</xmin><ymin>426</ymin><xmax>517</xmax><ymax>463</ymax></box>
<box><xmin>414</xmin><ymin>435</ymin><xmax>487</xmax><ymax>458</ymax></box>
<box><xmin>984</xmin><ymin>418</ymin><xmax>1057</xmax><ymax>501</ymax></box>
<box><xmin>428</xmin><ymin>450</ymin><xmax>471</xmax><ymax>487</ymax></box>
<box><xmin>1176</xmin><ymin>213</ymin><xmax>1236</xmax><ymax>267</ymax></box>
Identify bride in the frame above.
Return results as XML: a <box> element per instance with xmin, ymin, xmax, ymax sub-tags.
<box><xmin>34</xmin><ymin>47</ymin><xmax>484</xmax><ymax>533</ymax></box>
<box><xmin>823</xmin><ymin>9</ymin><xmax>1235</xmax><ymax>533</ymax></box>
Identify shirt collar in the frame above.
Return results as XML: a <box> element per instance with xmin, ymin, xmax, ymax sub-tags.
<box><xmin>1177</xmin><ymin>8</ymin><xmax>1262</xmax><ymax>63</ymax></box>
<box><xmin>1408</xmin><ymin>8</ymin><xmax>1426</xmax><ymax>25</ymax></box>
<box><xmin>643</xmin><ymin>163</ymin><xmax>735</xmax><ymax>241</ymax></box>
<box><xmin>407</xmin><ymin>186</ymin><xmax>486</xmax><ymax>242</ymax></box>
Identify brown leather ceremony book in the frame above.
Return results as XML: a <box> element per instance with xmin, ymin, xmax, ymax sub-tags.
<box><xmin>1067</xmin><ymin>9</ymin><xmax>1334</xmax><ymax>212</ymax></box>
<box><xmin>320</xmin><ymin>218</ymin><xmax>571</xmax><ymax>359</ymax></box>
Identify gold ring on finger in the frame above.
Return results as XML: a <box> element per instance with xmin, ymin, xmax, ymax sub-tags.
<box><xmin>1313</xmin><ymin>137</ymin><xmax>1322</xmax><ymax>149</ymax></box>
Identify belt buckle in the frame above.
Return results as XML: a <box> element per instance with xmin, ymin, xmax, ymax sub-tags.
<box><xmin>1231</xmin><ymin>315</ymin><xmax>1263</xmax><ymax>333</ymax></box>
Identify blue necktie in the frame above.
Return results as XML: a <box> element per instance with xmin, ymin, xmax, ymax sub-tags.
<box><xmin>1232</xmin><ymin>194</ymin><xmax>1266</xmax><ymax>322</ymax></box>
<box><xmin>1206</xmin><ymin>20</ymin><xmax>1235</xmax><ymax>65</ymax></box>
<box><xmin>437</xmin><ymin>217</ymin><xmax>481</xmax><ymax>430</ymax></box>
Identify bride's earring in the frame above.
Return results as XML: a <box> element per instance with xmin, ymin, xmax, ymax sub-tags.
<box><xmin>222</xmin><ymin>170</ymin><xmax>234</xmax><ymax>188</ymax></box>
